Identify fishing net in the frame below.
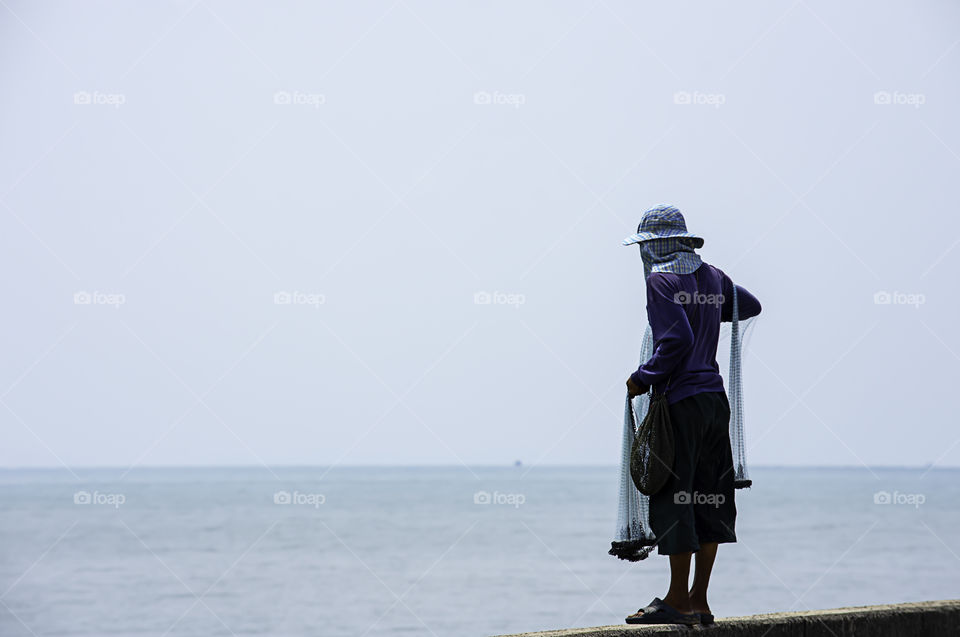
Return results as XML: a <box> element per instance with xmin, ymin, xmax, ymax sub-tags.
<box><xmin>726</xmin><ymin>285</ymin><xmax>757</xmax><ymax>489</ymax></box>
<box><xmin>609</xmin><ymin>284</ymin><xmax>757</xmax><ymax>561</ymax></box>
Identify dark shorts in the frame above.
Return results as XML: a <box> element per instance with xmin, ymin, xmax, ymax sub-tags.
<box><xmin>648</xmin><ymin>390</ymin><xmax>737</xmax><ymax>555</ymax></box>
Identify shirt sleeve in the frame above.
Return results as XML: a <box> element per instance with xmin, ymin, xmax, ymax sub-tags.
<box><xmin>719</xmin><ymin>269</ymin><xmax>762</xmax><ymax>321</ymax></box>
<box><xmin>629</xmin><ymin>273</ymin><xmax>695</xmax><ymax>391</ymax></box>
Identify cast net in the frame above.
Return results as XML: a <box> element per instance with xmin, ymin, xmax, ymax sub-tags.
<box><xmin>609</xmin><ymin>284</ymin><xmax>757</xmax><ymax>561</ymax></box>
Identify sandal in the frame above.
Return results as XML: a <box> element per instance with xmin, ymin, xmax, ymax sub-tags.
<box><xmin>625</xmin><ymin>597</ymin><xmax>701</xmax><ymax>625</ymax></box>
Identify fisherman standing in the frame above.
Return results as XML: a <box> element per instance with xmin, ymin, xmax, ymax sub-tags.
<box><xmin>621</xmin><ymin>206</ymin><xmax>762</xmax><ymax>626</ymax></box>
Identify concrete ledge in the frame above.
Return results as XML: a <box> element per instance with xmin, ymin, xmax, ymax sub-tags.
<box><xmin>493</xmin><ymin>600</ymin><xmax>960</xmax><ymax>637</ymax></box>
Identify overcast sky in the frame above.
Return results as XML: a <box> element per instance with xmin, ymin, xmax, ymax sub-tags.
<box><xmin>2</xmin><ymin>0</ymin><xmax>959</xmax><ymax>471</ymax></box>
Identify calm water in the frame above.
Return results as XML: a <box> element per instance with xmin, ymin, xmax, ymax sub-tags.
<box><xmin>1</xmin><ymin>466</ymin><xmax>957</xmax><ymax>636</ymax></box>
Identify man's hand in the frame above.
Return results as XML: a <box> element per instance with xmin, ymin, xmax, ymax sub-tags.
<box><xmin>626</xmin><ymin>376</ymin><xmax>648</xmax><ymax>398</ymax></box>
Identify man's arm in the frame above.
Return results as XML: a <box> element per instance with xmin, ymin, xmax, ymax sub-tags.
<box><xmin>627</xmin><ymin>274</ymin><xmax>695</xmax><ymax>395</ymax></box>
<box><xmin>719</xmin><ymin>269</ymin><xmax>762</xmax><ymax>321</ymax></box>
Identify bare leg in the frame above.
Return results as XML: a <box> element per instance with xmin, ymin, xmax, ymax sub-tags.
<box><xmin>689</xmin><ymin>542</ymin><xmax>718</xmax><ymax>615</ymax></box>
<box><xmin>661</xmin><ymin>551</ymin><xmax>694</xmax><ymax>613</ymax></box>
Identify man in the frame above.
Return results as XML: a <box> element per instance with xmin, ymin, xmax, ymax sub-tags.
<box><xmin>622</xmin><ymin>205</ymin><xmax>761</xmax><ymax>626</ymax></box>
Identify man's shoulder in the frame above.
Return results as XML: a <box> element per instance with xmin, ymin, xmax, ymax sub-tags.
<box><xmin>702</xmin><ymin>262</ymin><xmax>724</xmax><ymax>278</ymax></box>
<box><xmin>647</xmin><ymin>264</ymin><xmax>727</xmax><ymax>293</ymax></box>
<box><xmin>645</xmin><ymin>272</ymin><xmax>686</xmax><ymax>300</ymax></box>
<box><xmin>646</xmin><ymin>266</ymin><xmax>709</xmax><ymax>286</ymax></box>
<box><xmin>645</xmin><ymin>270</ymin><xmax>681</xmax><ymax>286</ymax></box>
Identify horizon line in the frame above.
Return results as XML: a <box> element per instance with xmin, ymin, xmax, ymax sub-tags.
<box><xmin>1</xmin><ymin>463</ymin><xmax>957</xmax><ymax>471</ymax></box>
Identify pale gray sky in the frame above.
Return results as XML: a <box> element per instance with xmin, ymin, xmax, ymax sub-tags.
<box><xmin>2</xmin><ymin>0</ymin><xmax>959</xmax><ymax>469</ymax></box>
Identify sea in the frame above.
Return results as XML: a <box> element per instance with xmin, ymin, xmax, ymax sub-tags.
<box><xmin>1</xmin><ymin>466</ymin><xmax>957</xmax><ymax>637</ymax></box>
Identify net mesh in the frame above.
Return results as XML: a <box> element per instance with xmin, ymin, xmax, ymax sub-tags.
<box><xmin>610</xmin><ymin>281</ymin><xmax>757</xmax><ymax>561</ymax></box>
<box><xmin>611</xmin><ymin>325</ymin><xmax>656</xmax><ymax>555</ymax></box>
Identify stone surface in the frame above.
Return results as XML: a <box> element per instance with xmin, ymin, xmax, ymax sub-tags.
<box><xmin>492</xmin><ymin>600</ymin><xmax>960</xmax><ymax>637</ymax></box>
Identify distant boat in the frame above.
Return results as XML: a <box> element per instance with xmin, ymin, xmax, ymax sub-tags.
<box><xmin>514</xmin><ymin>460</ymin><xmax>522</xmax><ymax>467</ymax></box>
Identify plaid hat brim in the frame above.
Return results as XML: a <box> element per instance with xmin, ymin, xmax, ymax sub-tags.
<box><xmin>622</xmin><ymin>230</ymin><xmax>704</xmax><ymax>248</ymax></box>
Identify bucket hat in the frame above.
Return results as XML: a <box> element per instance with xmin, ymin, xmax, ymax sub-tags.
<box><xmin>622</xmin><ymin>205</ymin><xmax>704</xmax><ymax>248</ymax></box>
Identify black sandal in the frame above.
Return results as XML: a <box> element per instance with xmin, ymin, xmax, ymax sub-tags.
<box><xmin>625</xmin><ymin>598</ymin><xmax>701</xmax><ymax>625</ymax></box>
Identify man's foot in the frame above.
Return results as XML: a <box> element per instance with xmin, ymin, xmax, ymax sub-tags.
<box><xmin>688</xmin><ymin>591</ymin><xmax>713</xmax><ymax>624</ymax></box>
<box><xmin>625</xmin><ymin>598</ymin><xmax>700</xmax><ymax>625</ymax></box>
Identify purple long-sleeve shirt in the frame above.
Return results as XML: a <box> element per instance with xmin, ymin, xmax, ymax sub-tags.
<box><xmin>629</xmin><ymin>263</ymin><xmax>761</xmax><ymax>405</ymax></box>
